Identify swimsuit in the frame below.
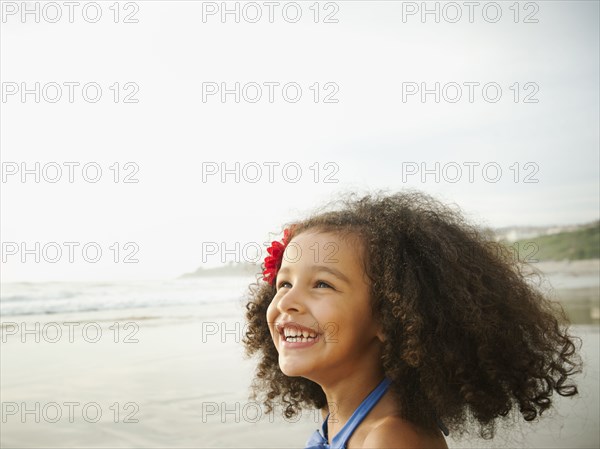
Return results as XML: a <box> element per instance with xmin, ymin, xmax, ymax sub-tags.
<box><xmin>304</xmin><ymin>377</ymin><xmax>449</xmax><ymax>449</ymax></box>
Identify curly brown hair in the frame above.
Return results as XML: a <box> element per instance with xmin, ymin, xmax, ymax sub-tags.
<box><xmin>242</xmin><ymin>189</ymin><xmax>583</xmax><ymax>440</ymax></box>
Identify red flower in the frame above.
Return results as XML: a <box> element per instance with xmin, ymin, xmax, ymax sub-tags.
<box><xmin>263</xmin><ymin>227</ymin><xmax>292</xmax><ymax>285</ymax></box>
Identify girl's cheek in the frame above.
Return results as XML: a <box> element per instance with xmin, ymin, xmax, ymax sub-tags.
<box><xmin>266</xmin><ymin>300</ymin><xmax>277</xmax><ymax>331</ymax></box>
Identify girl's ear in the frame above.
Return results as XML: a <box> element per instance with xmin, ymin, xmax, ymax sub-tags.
<box><xmin>376</xmin><ymin>325</ymin><xmax>386</xmax><ymax>343</ymax></box>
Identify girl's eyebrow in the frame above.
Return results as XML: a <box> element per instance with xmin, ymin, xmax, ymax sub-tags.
<box><xmin>278</xmin><ymin>265</ymin><xmax>351</xmax><ymax>284</ymax></box>
<box><xmin>313</xmin><ymin>265</ymin><xmax>351</xmax><ymax>284</ymax></box>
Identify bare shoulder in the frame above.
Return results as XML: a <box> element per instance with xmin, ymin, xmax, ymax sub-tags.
<box><xmin>361</xmin><ymin>416</ymin><xmax>449</xmax><ymax>449</ymax></box>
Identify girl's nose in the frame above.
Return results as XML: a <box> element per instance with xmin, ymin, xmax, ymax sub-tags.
<box><xmin>276</xmin><ymin>286</ymin><xmax>304</xmax><ymax>314</ymax></box>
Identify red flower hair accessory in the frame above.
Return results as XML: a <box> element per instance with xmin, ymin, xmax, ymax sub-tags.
<box><xmin>263</xmin><ymin>227</ymin><xmax>292</xmax><ymax>285</ymax></box>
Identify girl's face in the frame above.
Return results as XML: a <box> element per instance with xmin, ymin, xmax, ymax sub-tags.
<box><xmin>266</xmin><ymin>231</ymin><xmax>385</xmax><ymax>384</ymax></box>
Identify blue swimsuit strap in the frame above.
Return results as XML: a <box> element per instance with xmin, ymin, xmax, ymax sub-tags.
<box><xmin>318</xmin><ymin>377</ymin><xmax>450</xmax><ymax>448</ymax></box>
<box><xmin>323</xmin><ymin>377</ymin><xmax>392</xmax><ymax>448</ymax></box>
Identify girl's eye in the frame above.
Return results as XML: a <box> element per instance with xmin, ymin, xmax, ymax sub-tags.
<box><xmin>276</xmin><ymin>280</ymin><xmax>332</xmax><ymax>289</ymax></box>
<box><xmin>277</xmin><ymin>281</ymin><xmax>291</xmax><ymax>290</ymax></box>
<box><xmin>315</xmin><ymin>280</ymin><xmax>332</xmax><ymax>289</ymax></box>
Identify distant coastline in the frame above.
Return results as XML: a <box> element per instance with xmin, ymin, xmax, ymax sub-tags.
<box><xmin>179</xmin><ymin>220</ymin><xmax>600</xmax><ymax>279</ymax></box>
<box><xmin>178</xmin><ymin>261</ymin><xmax>260</xmax><ymax>279</ymax></box>
<box><xmin>499</xmin><ymin>220</ymin><xmax>599</xmax><ymax>261</ymax></box>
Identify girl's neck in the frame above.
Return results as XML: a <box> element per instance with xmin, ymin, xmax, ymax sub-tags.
<box><xmin>320</xmin><ymin>368</ymin><xmax>388</xmax><ymax>426</ymax></box>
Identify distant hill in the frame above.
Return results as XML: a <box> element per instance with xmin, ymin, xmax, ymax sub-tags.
<box><xmin>500</xmin><ymin>220</ymin><xmax>599</xmax><ymax>261</ymax></box>
<box><xmin>178</xmin><ymin>261</ymin><xmax>259</xmax><ymax>279</ymax></box>
<box><xmin>494</xmin><ymin>222</ymin><xmax>593</xmax><ymax>242</ymax></box>
<box><xmin>179</xmin><ymin>221</ymin><xmax>600</xmax><ymax>278</ymax></box>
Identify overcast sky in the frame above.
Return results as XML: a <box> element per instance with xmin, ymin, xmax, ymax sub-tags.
<box><xmin>1</xmin><ymin>0</ymin><xmax>598</xmax><ymax>282</ymax></box>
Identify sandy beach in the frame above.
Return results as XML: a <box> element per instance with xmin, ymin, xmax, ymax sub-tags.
<box><xmin>0</xmin><ymin>301</ymin><xmax>323</xmax><ymax>448</ymax></box>
<box><xmin>1</xmin><ymin>263</ymin><xmax>598</xmax><ymax>448</ymax></box>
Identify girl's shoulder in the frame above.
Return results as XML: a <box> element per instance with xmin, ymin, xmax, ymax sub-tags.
<box><xmin>357</xmin><ymin>415</ymin><xmax>449</xmax><ymax>449</ymax></box>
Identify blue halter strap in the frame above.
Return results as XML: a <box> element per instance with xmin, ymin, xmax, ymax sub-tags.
<box><xmin>304</xmin><ymin>377</ymin><xmax>449</xmax><ymax>449</ymax></box>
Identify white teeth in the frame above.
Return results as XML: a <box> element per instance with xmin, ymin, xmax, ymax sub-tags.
<box><xmin>282</xmin><ymin>326</ymin><xmax>317</xmax><ymax>341</ymax></box>
<box><xmin>286</xmin><ymin>336</ymin><xmax>316</xmax><ymax>343</ymax></box>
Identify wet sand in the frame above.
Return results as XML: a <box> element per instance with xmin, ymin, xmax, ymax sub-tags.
<box><xmin>1</xmin><ymin>302</ymin><xmax>598</xmax><ymax>448</ymax></box>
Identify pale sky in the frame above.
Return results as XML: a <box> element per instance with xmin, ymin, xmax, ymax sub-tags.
<box><xmin>1</xmin><ymin>0</ymin><xmax>598</xmax><ymax>282</ymax></box>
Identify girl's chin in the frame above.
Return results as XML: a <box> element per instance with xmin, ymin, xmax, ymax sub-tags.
<box><xmin>279</xmin><ymin>360</ymin><xmax>313</xmax><ymax>378</ymax></box>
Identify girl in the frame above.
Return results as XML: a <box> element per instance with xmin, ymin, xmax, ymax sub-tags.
<box><xmin>243</xmin><ymin>190</ymin><xmax>583</xmax><ymax>448</ymax></box>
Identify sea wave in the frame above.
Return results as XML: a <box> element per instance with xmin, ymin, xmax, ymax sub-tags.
<box><xmin>0</xmin><ymin>277</ymin><xmax>255</xmax><ymax>317</ymax></box>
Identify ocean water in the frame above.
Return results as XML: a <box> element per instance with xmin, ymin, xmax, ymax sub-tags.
<box><xmin>1</xmin><ymin>269</ymin><xmax>597</xmax><ymax>321</ymax></box>
<box><xmin>0</xmin><ymin>276</ymin><xmax>257</xmax><ymax>317</ymax></box>
<box><xmin>544</xmin><ymin>272</ymin><xmax>600</xmax><ymax>290</ymax></box>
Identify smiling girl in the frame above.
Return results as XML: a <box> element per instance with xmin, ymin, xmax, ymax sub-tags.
<box><xmin>243</xmin><ymin>190</ymin><xmax>582</xmax><ymax>449</ymax></box>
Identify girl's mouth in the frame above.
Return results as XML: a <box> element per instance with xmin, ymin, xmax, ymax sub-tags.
<box><xmin>281</xmin><ymin>333</ymin><xmax>320</xmax><ymax>348</ymax></box>
<box><xmin>275</xmin><ymin>320</ymin><xmax>323</xmax><ymax>348</ymax></box>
